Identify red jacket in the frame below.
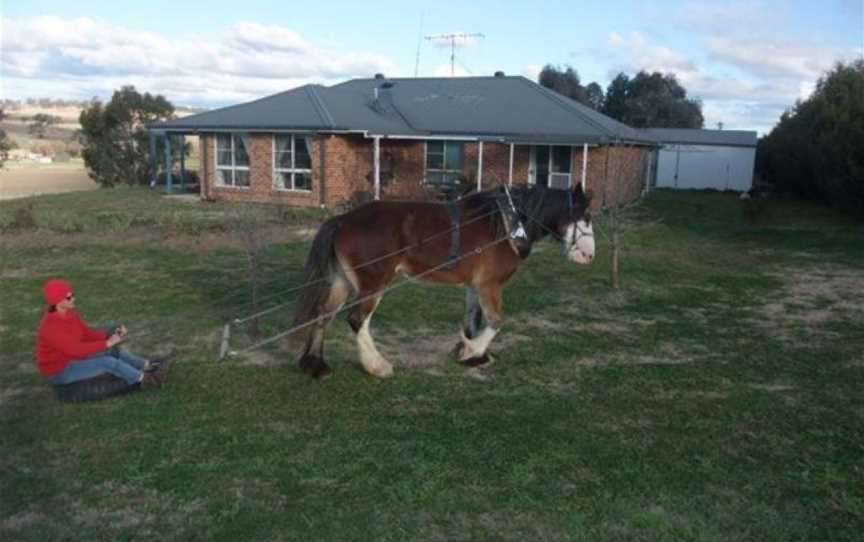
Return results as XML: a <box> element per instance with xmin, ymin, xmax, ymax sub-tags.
<box><xmin>35</xmin><ymin>309</ymin><xmax>109</xmax><ymax>376</ymax></box>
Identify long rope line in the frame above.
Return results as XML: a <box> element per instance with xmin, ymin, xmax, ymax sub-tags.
<box><xmin>126</xmin><ymin>207</ymin><xmax>503</xmax><ymax>341</ymax></box>
<box><xmin>229</xmin><ymin>234</ymin><xmax>512</xmax><ymax>357</ymax></box>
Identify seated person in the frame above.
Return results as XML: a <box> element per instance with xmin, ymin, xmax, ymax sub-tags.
<box><xmin>35</xmin><ymin>279</ymin><xmax>169</xmax><ymax>391</ymax></box>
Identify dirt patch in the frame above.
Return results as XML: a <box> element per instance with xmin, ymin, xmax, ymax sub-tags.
<box><xmin>571</xmin><ymin>342</ymin><xmax>702</xmax><ymax>369</ymax></box>
<box><xmin>757</xmin><ymin>265</ymin><xmax>864</xmax><ymax>346</ymax></box>
<box><xmin>378</xmin><ymin>329</ymin><xmax>457</xmax><ymax>369</ymax></box>
<box><xmin>748</xmin><ymin>383</ymin><xmax>795</xmax><ymax>393</ymax></box>
<box><xmin>0</xmin><ymin>510</ymin><xmax>47</xmax><ymax>531</ymax></box>
<box><xmin>377</xmin><ymin>327</ymin><xmax>532</xmax><ymax>371</ymax></box>
<box><xmin>234</xmin><ymin>349</ymin><xmax>282</xmax><ymax>367</ymax></box>
<box><xmin>0</xmin><ymin>164</ymin><xmax>97</xmax><ymax>201</ymax></box>
<box><xmin>0</xmin><ymin>386</ymin><xmax>29</xmax><ymax>405</ymax></box>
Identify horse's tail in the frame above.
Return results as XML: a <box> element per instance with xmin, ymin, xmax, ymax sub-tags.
<box><xmin>291</xmin><ymin>217</ymin><xmax>342</xmax><ymax>345</ymax></box>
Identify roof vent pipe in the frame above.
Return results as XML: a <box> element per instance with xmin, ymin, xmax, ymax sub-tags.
<box><xmin>494</xmin><ymin>71</ymin><xmax>505</xmax><ymax>77</ymax></box>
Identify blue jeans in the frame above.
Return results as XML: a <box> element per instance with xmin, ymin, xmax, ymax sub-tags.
<box><xmin>47</xmin><ymin>349</ymin><xmax>147</xmax><ymax>386</ymax></box>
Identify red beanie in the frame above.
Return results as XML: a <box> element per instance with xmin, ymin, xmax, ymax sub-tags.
<box><xmin>44</xmin><ymin>279</ymin><xmax>73</xmax><ymax>305</ymax></box>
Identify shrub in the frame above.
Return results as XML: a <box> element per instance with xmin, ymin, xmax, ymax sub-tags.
<box><xmin>757</xmin><ymin>60</ymin><xmax>864</xmax><ymax>213</ymax></box>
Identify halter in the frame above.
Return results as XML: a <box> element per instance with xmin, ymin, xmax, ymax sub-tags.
<box><xmin>517</xmin><ymin>185</ymin><xmax>592</xmax><ymax>247</ymax></box>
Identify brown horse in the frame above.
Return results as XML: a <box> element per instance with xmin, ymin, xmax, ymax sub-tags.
<box><xmin>291</xmin><ymin>184</ymin><xmax>595</xmax><ymax>379</ymax></box>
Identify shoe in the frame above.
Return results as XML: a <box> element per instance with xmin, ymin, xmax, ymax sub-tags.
<box><xmin>141</xmin><ymin>371</ymin><xmax>163</xmax><ymax>389</ymax></box>
<box><xmin>146</xmin><ymin>350</ymin><xmax>177</xmax><ymax>373</ymax></box>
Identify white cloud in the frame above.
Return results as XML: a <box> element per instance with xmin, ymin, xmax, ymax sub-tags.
<box><xmin>601</xmin><ymin>27</ymin><xmax>859</xmax><ymax>133</ymax></box>
<box><xmin>233</xmin><ymin>21</ymin><xmax>310</xmax><ymax>53</ymax></box>
<box><xmin>674</xmin><ymin>1</ymin><xmax>776</xmax><ymax>33</ymax></box>
<box><xmin>607</xmin><ymin>31</ymin><xmax>698</xmax><ymax>75</ymax></box>
<box><xmin>0</xmin><ymin>16</ymin><xmax>398</xmax><ymax>106</ymax></box>
<box><xmin>521</xmin><ymin>64</ymin><xmax>543</xmax><ymax>81</ymax></box>
<box><xmin>706</xmin><ymin>36</ymin><xmax>855</xmax><ymax>79</ymax></box>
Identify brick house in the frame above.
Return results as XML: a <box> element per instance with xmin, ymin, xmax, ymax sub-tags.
<box><xmin>149</xmin><ymin>74</ymin><xmax>656</xmax><ymax>211</ymax></box>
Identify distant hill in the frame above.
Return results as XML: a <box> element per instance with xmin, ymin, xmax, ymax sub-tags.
<box><xmin>1</xmin><ymin>100</ymin><xmax>205</xmax><ymax>158</ymax></box>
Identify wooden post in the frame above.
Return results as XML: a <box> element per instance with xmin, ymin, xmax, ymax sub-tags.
<box><xmin>477</xmin><ymin>141</ymin><xmax>484</xmax><ymax>191</ymax></box>
<box><xmin>508</xmin><ymin>143</ymin><xmax>514</xmax><ymax>186</ymax></box>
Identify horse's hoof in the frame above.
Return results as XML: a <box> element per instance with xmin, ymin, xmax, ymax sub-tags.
<box><xmin>300</xmin><ymin>355</ymin><xmax>333</xmax><ymax>380</ymax></box>
<box><xmin>451</xmin><ymin>342</ymin><xmax>463</xmax><ymax>360</ymax></box>
<box><xmin>459</xmin><ymin>353</ymin><xmax>494</xmax><ymax>368</ymax></box>
<box><xmin>371</xmin><ymin>363</ymin><xmax>394</xmax><ymax>378</ymax></box>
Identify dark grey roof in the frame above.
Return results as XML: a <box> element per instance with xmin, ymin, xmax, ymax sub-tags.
<box><xmin>640</xmin><ymin>128</ymin><xmax>757</xmax><ymax>147</ymax></box>
<box><xmin>154</xmin><ymin>76</ymin><xmax>654</xmax><ymax>145</ymax></box>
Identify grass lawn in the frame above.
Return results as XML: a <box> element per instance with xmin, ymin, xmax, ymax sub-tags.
<box><xmin>1</xmin><ymin>187</ymin><xmax>862</xmax><ymax>541</ymax></box>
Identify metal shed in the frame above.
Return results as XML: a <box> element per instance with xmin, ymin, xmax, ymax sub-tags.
<box><xmin>642</xmin><ymin>128</ymin><xmax>758</xmax><ymax>192</ymax></box>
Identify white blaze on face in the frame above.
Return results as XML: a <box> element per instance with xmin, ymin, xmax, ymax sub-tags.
<box><xmin>563</xmin><ymin>219</ymin><xmax>595</xmax><ymax>264</ymax></box>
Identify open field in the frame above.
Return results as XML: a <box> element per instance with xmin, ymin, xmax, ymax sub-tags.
<box><xmin>0</xmin><ymin>162</ymin><xmax>98</xmax><ymax>201</ymax></box>
<box><xmin>1</xmin><ymin>188</ymin><xmax>863</xmax><ymax>540</ymax></box>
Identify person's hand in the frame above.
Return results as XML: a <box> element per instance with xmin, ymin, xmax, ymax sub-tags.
<box><xmin>107</xmin><ymin>334</ymin><xmax>123</xmax><ymax>348</ymax></box>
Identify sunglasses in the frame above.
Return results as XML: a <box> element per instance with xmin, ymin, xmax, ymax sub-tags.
<box><xmin>65</xmin><ymin>293</ymin><xmax>75</xmax><ymax>300</ymax></box>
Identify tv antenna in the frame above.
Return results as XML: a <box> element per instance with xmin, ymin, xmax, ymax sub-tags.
<box><xmin>414</xmin><ymin>11</ymin><xmax>425</xmax><ymax>77</ymax></box>
<box><xmin>424</xmin><ymin>32</ymin><xmax>485</xmax><ymax>76</ymax></box>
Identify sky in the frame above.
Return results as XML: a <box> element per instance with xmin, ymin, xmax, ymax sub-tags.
<box><xmin>2</xmin><ymin>0</ymin><xmax>862</xmax><ymax>135</ymax></box>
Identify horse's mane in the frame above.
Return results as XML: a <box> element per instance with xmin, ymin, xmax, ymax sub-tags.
<box><xmin>461</xmin><ymin>185</ymin><xmax>588</xmax><ymax>243</ymax></box>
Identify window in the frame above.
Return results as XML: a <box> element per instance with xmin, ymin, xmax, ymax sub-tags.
<box><xmin>530</xmin><ymin>145</ymin><xmax>572</xmax><ymax>188</ymax></box>
<box><xmin>215</xmin><ymin>133</ymin><xmax>250</xmax><ymax>187</ymax></box>
<box><xmin>549</xmin><ymin>145</ymin><xmax>572</xmax><ymax>188</ymax></box>
<box><xmin>274</xmin><ymin>135</ymin><xmax>312</xmax><ymax>191</ymax></box>
<box><xmin>425</xmin><ymin>140</ymin><xmax>464</xmax><ymax>185</ymax></box>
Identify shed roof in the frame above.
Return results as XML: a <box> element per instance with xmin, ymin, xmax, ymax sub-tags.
<box><xmin>640</xmin><ymin>128</ymin><xmax>757</xmax><ymax>148</ymax></box>
<box><xmin>153</xmin><ymin>76</ymin><xmax>654</xmax><ymax>145</ymax></box>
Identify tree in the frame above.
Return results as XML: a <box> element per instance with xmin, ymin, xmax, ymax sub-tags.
<box><xmin>0</xmin><ymin>129</ymin><xmax>15</xmax><ymax>168</ymax></box>
<box><xmin>601</xmin><ymin>71</ymin><xmax>704</xmax><ymax>128</ymax></box>
<box><xmin>538</xmin><ymin>64</ymin><xmax>604</xmax><ymax>110</ymax></box>
<box><xmin>585</xmin><ymin>82</ymin><xmax>604</xmax><ymax>111</ymax></box>
<box><xmin>758</xmin><ymin>60</ymin><xmax>864</xmax><ymax>212</ymax></box>
<box><xmin>27</xmin><ymin>113</ymin><xmax>61</xmax><ymax>139</ymax></box>
<box><xmin>79</xmin><ymin>86</ymin><xmax>175</xmax><ymax>187</ymax></box>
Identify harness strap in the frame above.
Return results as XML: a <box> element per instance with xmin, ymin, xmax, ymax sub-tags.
<box><xmin>497</xmin><ymin>186</ymin><xmax>531</xmax><ymax>258</ymax></box>
<box><xmin>444</xmin><ymin>201</ymin><xmax>462</xmax><ymax>270</ymax></box>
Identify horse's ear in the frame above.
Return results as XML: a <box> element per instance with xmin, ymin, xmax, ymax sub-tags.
<box><xmin>573</xmin><ymin>183</ymin><xmax>593</xmax><ymax>202</ymax></box>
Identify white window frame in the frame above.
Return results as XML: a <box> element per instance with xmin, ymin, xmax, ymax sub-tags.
<box><xmin>214</xmin><ymin>133</ymin><xmax>250</xmax><ymax>188</ymax></box>
<box><xmin>529</xmin><ymin>145</ymin><xmax>572</xmax><ymax>188</ymax></box>
<box><xmin>273</xmin><ymin>135</ymin><xmax>313</xmax><ymax>192</ymax></box>
<box><xmin>424</xmin><ymin>140</ymin><xmax>464</xmax><ymax>185</ymax></box>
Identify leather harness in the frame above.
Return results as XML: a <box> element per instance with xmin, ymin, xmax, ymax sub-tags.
<box><xmin>442</xmin><ymin>187</ymin><xmax>531</xmax><ymax>270</ymax></box>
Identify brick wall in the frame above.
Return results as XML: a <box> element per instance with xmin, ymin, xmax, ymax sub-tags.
<box><xmin>198</xmin><ymin>133</ymin><xmax>648</xmax><ymax>211</ymax></box>
<box><xmin>200</xmin><ymin>133</ymin><xmax>321</xmax><ymax>207</ymax></box>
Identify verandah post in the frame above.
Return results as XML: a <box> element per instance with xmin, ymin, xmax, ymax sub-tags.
<box><xmin>164</xmin><ymin>133</ymin><xmax>173</xmax><ymax>194</ymax></box>
<box><xmin>477</xmin><ymin>140</ymin><xmax>484</xmax><ymax>191</ymax></box>
<box><xmin>373</xmin><ymin>136</ymin><xmax>381</xmax><ymax>200</ymax></box>
<box><xmin>581</xmin><ymin>142</ymin><xmax>588</xmax><ymax>190</ymax></box>
<box><xmin>179</xmin><ymin>134</ymin><xmax>186</xmax><ymax>192</ymax></box>
<box><xmin>149</xmin><ymin>131</ymin><xmax>157</xmax><ymax>187</ymax></box>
